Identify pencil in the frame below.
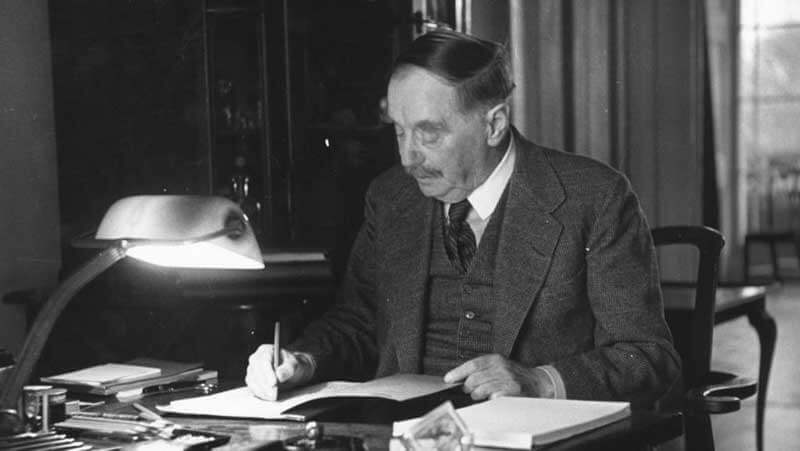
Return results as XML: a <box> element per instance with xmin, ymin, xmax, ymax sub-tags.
<box><xmin>273</xmin><ymin>321</ymin><xmax>281</xmax><ymax>398</ymax></box>
<box><xmin>273</xmin><ymin>321</ymin><xmax>281</xmax><ymax>370</ymax></box>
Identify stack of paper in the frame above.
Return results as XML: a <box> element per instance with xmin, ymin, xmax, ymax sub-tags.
<box><xmin>42</xmin><ymin>363</ymin><xmax>161</xmax><ymax>387</ymax></box>
<box><xmin>41</xmin><ymin>358</ymin><xmax>212</xmax><ymax>396</ymax></box>
<box><xmin>393</xmin><ymin>397</ymin><xmax>631</xmax><ymax>449</ymax></box>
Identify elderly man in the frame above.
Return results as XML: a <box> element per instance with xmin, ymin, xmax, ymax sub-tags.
<box><xmin>246</xmin><ymin>30</ymin><xmax>680</xmax><ymax>406</ymax></box>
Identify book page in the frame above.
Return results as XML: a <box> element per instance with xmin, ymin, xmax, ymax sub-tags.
<box><xmin>157</xmin><ymin>374</ymin><xmax>454</xmax><ymax>420</ymax></box>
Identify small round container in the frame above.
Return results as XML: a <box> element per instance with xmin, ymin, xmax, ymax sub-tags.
<box><xmin>22</xmin><ymin>385</ymin><xmax>53</xmax><ymax>432</ymax></box>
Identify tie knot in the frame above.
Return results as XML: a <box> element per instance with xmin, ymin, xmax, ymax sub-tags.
<box><xmin>448</xmin><ymin>199</ymin><xmax>471</xmax><ymax>225</ymax></box>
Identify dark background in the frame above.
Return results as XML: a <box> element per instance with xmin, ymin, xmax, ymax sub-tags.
<box><xmin>41</xmin><ymin>0</ymin><xmax>425</xmax><ymax>380</ymax></box>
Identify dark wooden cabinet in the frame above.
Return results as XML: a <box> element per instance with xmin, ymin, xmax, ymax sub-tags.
<box><xmin>52</xmin><ymin>0</ymin><xmax>406</xmax><ymax>258</ymax></box>
<box><xmin>46</xmin><ymin>0</ymin><xmax>413</xmax><ymax>379</ymax></box>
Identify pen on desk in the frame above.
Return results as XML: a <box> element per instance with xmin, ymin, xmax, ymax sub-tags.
<box><xmin>131</xmin><ymin>402</ymin><xmax>166</xmax><ymax>423</ymax></box>
<box><xmin>72</xmin><ymin>411</ymin><xmax>141</xmax><ymax>421</ymax></box>
<box><xmin>141</xmin><ymin>380</ymin><xmax>213</xmax><ymax>395</ymax></box>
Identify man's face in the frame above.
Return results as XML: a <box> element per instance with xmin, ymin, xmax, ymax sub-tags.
<box><xmin>387</xmin><ymin>67</ymin><xmax>492</xmax><ymax>203</ymax></box>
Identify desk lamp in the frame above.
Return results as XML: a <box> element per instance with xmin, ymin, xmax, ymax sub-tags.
<box><xmin>0</xmin><ymin>195</ymin><xmax>264</xmax><ymax>409</ymax></box>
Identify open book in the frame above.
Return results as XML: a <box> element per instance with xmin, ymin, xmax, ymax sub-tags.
<box><xmin>157</xmin><ymin>373</ymin><xmax>454</xmax><ymax>421</ymax></box>
<box><xmin>394</xmin><ymin>397</ymin><xmax>630</xmax><ymax>449</ymax></box>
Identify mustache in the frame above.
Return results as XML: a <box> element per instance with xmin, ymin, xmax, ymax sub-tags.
<box><xmin>404</xmin><ymin>165</ymin><xmax>442</xmax><ymax>179</ymax></box>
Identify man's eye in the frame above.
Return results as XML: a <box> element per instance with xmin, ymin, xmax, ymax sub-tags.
<box><xmin>417</xmin><ymin>130</ymin><xmax>441</xmax><ymax>146</ymax></box>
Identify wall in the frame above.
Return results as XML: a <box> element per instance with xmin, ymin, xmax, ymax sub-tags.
<box><xmin>0</xmin><ymin>0</ymin><xmax>61</xmax><ymax>355</ymax></box>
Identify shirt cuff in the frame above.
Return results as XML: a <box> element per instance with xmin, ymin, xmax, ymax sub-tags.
<box><xmin>535</xmin><ymin>365</ymin><xmax>567</xmax><ymax>399</ymax></box>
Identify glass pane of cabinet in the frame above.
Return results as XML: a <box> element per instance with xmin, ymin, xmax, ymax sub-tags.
<box><xmin>205</xmin><ymin>1</ymin><xmax>270</xmax><ymax>243</ymax></box>
<box><xmin>283</xmin><ymin>0</ymin><xmax>401</xmax><ymax>262</ymax></box>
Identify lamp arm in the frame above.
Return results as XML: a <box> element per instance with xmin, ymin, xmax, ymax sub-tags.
<box><xmin>0</xmin><ymin>246</ymin><xmax>127</xmax><ymax>409</ymax></box>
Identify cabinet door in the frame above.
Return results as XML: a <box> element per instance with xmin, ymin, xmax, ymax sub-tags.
<box><xmin>52</xmin><ymin>0</ymin><xmax>210</xmax><ymax>239</ymax></box>
<box><xmin>281</xmin><ymin>0</ymin><xmax>403</xmax><ymax>266</ymax></box>
<box><xmin>205</xmin><ymin>0</ymin><xmax>272</xmax><ymax>243</ymax></box>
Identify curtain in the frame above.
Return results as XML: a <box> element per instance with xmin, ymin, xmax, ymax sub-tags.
<box><xmin>705</xmin><ymin>0</ymin><xmax>742</xmax><ymax>280</ymax></box>
<box><xmin>509</xmin><ymin>0</ymin><xmax>708</xmax><ymax>279</ymax></box>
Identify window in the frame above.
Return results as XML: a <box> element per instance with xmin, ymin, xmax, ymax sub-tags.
<box><xmin>740</xmin><ymin>0</ymin><xmax>800</xmax><ymax>232</ymax></box>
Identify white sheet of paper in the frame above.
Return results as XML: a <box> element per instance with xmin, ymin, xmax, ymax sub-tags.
<box><xmin>393</xmin><ymin>397</ymin><xmax>631</xmax><ymax>449</ymax></box>
<box><xmin>157</xmin><ymin>373</ymin><xmax>454</xmax><ymax>420</ymax></box>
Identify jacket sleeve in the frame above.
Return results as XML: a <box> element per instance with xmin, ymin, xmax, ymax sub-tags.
<box><xmin>286</xmin><ymin>185</ymin><xmax>381</xmax><ymax>382</ymax></box>
<box><xmin>549</xmin><ymin>175</ymin><xmax>682</xmax><ymax>406</ymax></box>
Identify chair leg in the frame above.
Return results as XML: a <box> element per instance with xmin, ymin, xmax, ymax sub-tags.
<box><xmin>748</xmin><ymin>306</ymin><xmax>778</xmax><ymax>451</ymax></box>
<box><xmin>684</xmin><ymin>413</ymin><xmax>714</xmax><ymax>451</ymax></box>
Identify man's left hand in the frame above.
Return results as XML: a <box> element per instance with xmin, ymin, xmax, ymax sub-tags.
<box><xmin>443</xmin><ymin>354</ymin><xmax>555</xmax><ymax>400</ymax></box>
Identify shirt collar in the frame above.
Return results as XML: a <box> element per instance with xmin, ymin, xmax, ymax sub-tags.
<box><xmin>466</xmin><ymin>136</ymin><xmax>516</xmax><ymax>220</ymax></box>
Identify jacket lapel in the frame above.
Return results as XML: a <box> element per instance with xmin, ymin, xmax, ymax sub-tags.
<box><xmin>493</xmin><ymin>135</ymin><xmax>566</xmax><ymax>356</ymax></box>
<box><xmin>382</xmin><ymin>180</ymin><xmax>435</xmax><ymax>373</ymax></box>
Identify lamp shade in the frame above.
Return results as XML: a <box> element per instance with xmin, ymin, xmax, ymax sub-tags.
<box><xmin>94</xmin><ymin>195</ymin><xmax>264</xmax><ymax>269</ymax></box>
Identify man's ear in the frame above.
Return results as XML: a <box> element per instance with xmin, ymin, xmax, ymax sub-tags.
<box><xmin>484</xmin><ymin>102</ymin><xmax>510</xmax><ymax>147</ymax></box>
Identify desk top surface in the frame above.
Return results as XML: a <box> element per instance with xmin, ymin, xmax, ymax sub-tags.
<box><xmin>84</xmin><ymin>390</ymin><xmax>683</xmax><ymax>451</ymax></box>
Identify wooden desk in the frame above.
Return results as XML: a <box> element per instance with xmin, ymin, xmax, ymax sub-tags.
<box><xmin>662</xmin><ymin>284</ymin><xmax>777</xmax><ymax>451</ymax></box>
<box><xmin>84</xmin><ymin>389</ymin><xmax>683</xmax><ymax>450</ymax></box>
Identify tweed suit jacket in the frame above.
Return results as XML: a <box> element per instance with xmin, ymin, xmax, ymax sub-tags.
<box><xmin>290</xmin><ymin>132</ymin><xmax>681</xmax><ymax>405</ymax></box>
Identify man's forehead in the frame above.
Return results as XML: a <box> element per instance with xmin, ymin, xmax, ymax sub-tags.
<box><xmin>387</xmin><ymin>68</ymin><xmax>458</xmax><ymax>124</ymax></box>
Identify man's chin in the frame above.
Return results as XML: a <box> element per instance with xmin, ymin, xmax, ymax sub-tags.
<box><xmin>415</xmin><ymin>178</ymin><xmax>443</xmax><ymax>197</ymax></box>
<box><xmin>415</xmin><ymin>179</ymin><xmax>462</xmax><ymax>202</ymax></box>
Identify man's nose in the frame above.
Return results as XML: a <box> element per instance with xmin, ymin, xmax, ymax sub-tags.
<box><xmin>398</xmin><ymin>139</ymin><xmax>423</xmax><ymax>168</ymax></box>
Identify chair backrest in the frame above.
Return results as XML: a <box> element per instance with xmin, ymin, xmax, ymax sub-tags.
<box><xmin>652</xmin><ymin>225</ymin><xmax>724</xmax><ymax>388</ymax></box>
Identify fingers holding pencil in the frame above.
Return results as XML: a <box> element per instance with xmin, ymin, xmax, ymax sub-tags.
<box><xmin>245</xmin><ymin>344</ymin><xmax>315</xmax><ymax>401</ymax></box>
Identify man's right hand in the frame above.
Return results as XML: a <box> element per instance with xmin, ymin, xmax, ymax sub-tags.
<box><xmin>245</xmin><ymin>344</ymin><xmax>315</xmax><ymax>401</ymax></box>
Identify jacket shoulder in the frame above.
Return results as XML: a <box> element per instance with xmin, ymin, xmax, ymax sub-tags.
<box><xmin>365</xmin><ymin>165</ymin><xmax>418</xmax><ymax>204</ymax></box>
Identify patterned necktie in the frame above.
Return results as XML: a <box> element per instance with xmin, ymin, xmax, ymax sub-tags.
<box><xmin>445</xmin><ymin>199</ymin><xmax>477</xmax><ymax>273</ymax></box>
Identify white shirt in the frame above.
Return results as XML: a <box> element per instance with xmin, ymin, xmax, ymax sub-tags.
<box><xmin>445</xmin><ymin>137</ymin><xmax>516</xmax><ymax>246</ymax></box>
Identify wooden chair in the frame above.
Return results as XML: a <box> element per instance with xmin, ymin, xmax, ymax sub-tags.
<box><xmin>652</xmin><ymin>226</ymin><xmax>757</xmax><ymax>451</ymax></box>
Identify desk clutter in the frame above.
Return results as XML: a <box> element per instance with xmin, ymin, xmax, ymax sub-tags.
<box><xmin>2</xmin><ymin>396</ymin><xmax>230</xmax><ymax>450</ymax></box>
<box><xmin>0</xmin><ymin>358</ymin><xmax>227</xmax><ymax>450</ymax></box>
<box><xmin>40</xmin><ymin>358</ymin><xmax>218</xmax><ymax>399</ymax></box>
<box><xmin>0</xmin><ymin>423</ymin><xmax>229</xmax><ymax>450</ymax></box>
